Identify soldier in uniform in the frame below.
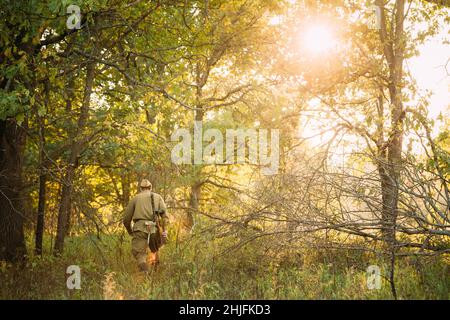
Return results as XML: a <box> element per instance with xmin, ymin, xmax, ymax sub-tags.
<box><xmin>123</xmin><ymin>179</ymin><xmax>169</xmax><ymax>272</ymax></box>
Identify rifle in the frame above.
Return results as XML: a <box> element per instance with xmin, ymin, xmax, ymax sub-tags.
<box><xmin>151</xmin><ymin>192</ymin><xmax>167</xmax><ymax>245</ymax></box>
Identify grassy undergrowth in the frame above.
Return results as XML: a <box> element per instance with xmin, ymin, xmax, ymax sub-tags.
<box><xmin>0</xmin><ymin>233</ymin><xmax>448</xmax><ymax>299</ymax></box>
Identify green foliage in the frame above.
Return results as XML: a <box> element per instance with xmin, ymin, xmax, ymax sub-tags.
<box><xmin>0</xmin><ymin>87</ymin><xmax>30</xmax><ymax>121</ymax></box>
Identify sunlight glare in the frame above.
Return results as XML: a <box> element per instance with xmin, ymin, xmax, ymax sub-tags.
<box><xmin>302</xmin><ymin>24</ymin><xmax>336</xmax><ymax>54</ymax></box>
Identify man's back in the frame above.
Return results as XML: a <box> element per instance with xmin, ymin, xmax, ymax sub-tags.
<box><xmin>123</xmin><ymin>190</ymin><xmax>167</xmax><ymax>234</ymax></box>
<box><xmin>130</xmin><ymin>190</ymin><xmax>154</xmax><ymax>221</ymax></box>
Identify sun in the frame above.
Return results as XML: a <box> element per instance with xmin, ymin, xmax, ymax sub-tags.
<box><xmin>302</xmin><ymin>24</ymin><xmax>336</xmax><ymax>54</ymax></box>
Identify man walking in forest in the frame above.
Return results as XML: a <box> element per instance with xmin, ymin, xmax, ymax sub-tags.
<box><xmin>123</xmin><ymin>179</ymin><xmax>169</xmax><ymax>272</ymax></box>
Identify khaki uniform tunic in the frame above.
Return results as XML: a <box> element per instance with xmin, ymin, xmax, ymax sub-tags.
<box><xmin>123</xmin><ymin>190</ymin><xmax>168</xmax><ymax>263</ymax></box>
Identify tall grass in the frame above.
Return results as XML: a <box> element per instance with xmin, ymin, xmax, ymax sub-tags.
<box><xmin>0</xmin><ymin>232</ymin><xmax>448</xmax><ymax>299</ymax></box>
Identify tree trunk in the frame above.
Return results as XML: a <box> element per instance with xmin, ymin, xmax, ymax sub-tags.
<box><xmin>121</xmin><ymin>173</ymin><xmax>130</xmax><ymax>209</ymax></box>
<box><xmin>375</xmin><ymin>0</ymin><xmax>406</xmax><ymax>299</ymax></box>
<box><xmin>35</xmin><ymin>81</ymin><xmax>49</xmax><ymax>256</ymax></box>
<box><xmin>54</xmin><ymin>163</ymin><xmax>76</xmax><ymax>255</ymax></box>
<box><xmin>379</xmin><ymin>157</ymin><xmax>399</xmax><ymax>244</ymax></box>
<box><xmin>35</xmin><ymin>167</ymin><xmax>47</xmax><ymax>255</ymax></box>
<box><xmin>377</xmin><ymin>0</ymin><xmax>406</xmax><ymax>245</ymax></box>
<box><xmin>186</xmin><ymin>63</ymin><xmax>206</xmax><ymax>230</ymax></box>
<box><xmin>187</xmin><ymin>182</ymin><xmax>201</xmax><ymax>229</ymax></box>
<box><xmin>54</xmin><ymin>62</ymin><xmax>95</xmax><ymax>255</ymax></box>
<box><xmin>0</xmin><ymin>119</ymin><xmax>27</xmax><ymax>261</ymax></box>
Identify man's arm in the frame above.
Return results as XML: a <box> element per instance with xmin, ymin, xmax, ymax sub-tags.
<box><xmin>123</xmin><ymin>198</ymin><xmax>135</xmax><ymax>235</ymax></box>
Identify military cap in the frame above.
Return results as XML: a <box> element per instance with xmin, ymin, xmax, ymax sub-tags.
<box><xmin>140</xmin><ymin>179</ymin><xmax>152</xmax><ymax>188</ymax></box>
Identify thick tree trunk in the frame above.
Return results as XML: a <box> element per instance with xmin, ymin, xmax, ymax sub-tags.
<box><xmin>376</xmin><ymin>0</ymin><xmax>405</xmax><ymax>246</ymax></box>
<box><xmin>54</xmin><ymin>62</ymin><xmax>95</xmax><ymax>255</ymax></box>
<box><xmin>375</xmin><ymin>0</ymin><xmax>406</xmax><ymax>300</ymax></box>
<box><xmin>0</xmin><ymin>119</ymin><xmax>27</xmax><ymax>261</ymax></box>
<box><xmin>379</xmin><ymin>156</ymin><xmax>400</xmax><ymax>244</ymax></box>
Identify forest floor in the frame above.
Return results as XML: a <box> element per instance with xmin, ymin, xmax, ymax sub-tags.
<box><xmin>0</xmin><ymin>233</ymin><xmax>449</xmax><ymax>299</ymax></box>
